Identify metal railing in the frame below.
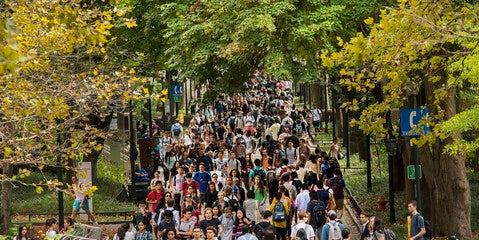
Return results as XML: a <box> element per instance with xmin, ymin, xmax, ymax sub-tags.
<box><xmin>16</xmin><ymin>210</ymin><xmax>135</xmax><ymax>223</ymax></box>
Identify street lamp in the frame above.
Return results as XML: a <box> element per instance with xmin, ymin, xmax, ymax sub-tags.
<box><xmin>386</xmin><ymin>138</ymin><xmax>397</xmax><ymax>223</ymax></box>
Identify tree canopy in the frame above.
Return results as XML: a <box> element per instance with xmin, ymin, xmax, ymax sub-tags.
<box><xmin>323</xmin><ymin>0</ymin><xmax>478</xmax><ymax>238</ymax></box>
<box><xmin>119</xmin><ymin>0</ymin><xmax>390</xmax><ymax>97</ymax></box>
<box><xmin>0</xmin><ymin>0</ymin><xmax>143</xmax><ymax>233</ymax></box>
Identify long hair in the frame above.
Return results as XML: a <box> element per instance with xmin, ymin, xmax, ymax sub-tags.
<box><xmin>233</xmin><ymin>208</ymin><xmax>248</xmax><ymax>225</ymax></box>
<box><xmin>17</xmin><ymin>225</ymin><xmax>27</xmax><ymax>239</ymax></box>
<box><xmin>372</xmin><ymin>217</ymin><xmax>385</xmax><ymax>233</ymax></box>
<box><xmin>253</xmin><ymin>175</ymin><xmax>266</xmax><ymax>196</ymax></box>
<box><xmin>116</xmin><ymin>225</ymin><xmax>127</xmax><ymax>240</ymax></box>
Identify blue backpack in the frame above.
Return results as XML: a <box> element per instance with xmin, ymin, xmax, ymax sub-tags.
<box><xmin>273</xmin><ymin>202</ymin><xmax>287</xmax><ymax>221</ymax></box>
<box><xmin>172</xmin><ymin>124</ymin><xmax>182</xmax><ymax>136</ymax></box>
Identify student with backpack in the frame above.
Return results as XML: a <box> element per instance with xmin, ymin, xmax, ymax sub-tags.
<box><xmin>328</xmin><ymin>169</ymin><xmax>346</xmax><ymax>218</ymax></box>
<box><xmin>291</xmin><ymin>212</ymin><xmax>315</xmax><ymax>240</ymax></box>
<box><xmin>269</xmin><ymin>192</ymin><xmax>289</xmax><ymax>240</ymax></box>
<box><xmin>252</xmin><ymin>211</ymin><xmax>276</xmax><ymax>240</ymax></box>
<box><xmin>408</xmin><ymin>200</ymin><xmax>427</xmax><ymax>240</ymax></box>
<box><xmin>367</xmin><ymin>216</ymin><xmax>397</xmax><ymax>240</ymax></box>
<box><xmin>320</xmin><ymin>210</ymin><xmax>344</xmax><ymax>240</ymax></box>
<box><xmin>306</xmin><ymin>191</ymin><xmax>326</xmax><ymax>238</ymax></box>
<box><xmin>248</xmin><ymin>159</ymin><xmax>267</xmax><ymax>187</ymax></box>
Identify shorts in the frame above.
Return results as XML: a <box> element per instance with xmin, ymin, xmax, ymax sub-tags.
<box><xmin>73</xmin><ymin>199</ymin><xmax>90</xmax><ymax>211</ymax></box>
<box><xmin>335</xmin><ymin>198</ymin><xmax>344</xmax><ymax>210</ymax></box>
<box><xmin>313</xmin><ymin>120</ymin><xmax>320</xmax><ymax>128</ymax></box>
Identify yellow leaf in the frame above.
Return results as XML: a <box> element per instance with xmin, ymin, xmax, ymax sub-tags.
<box><xmin>36</xmin><ymin>186</ymin><xmax>44</xmax><ymax>194</ymax></box>
<box><xmin>93</xmin><ymin>69</ymin><xmax>98</xmax><ymax>76</ymax></box>
<box><xmin>143</xmin><ymin>88</ymin><xmax>149</xmax><ymax>94</ymax></box>
<box><xmin>91</xmin><ymin>186</ymin><xmax>98</xmax><ymax>192</ymax></box>
<box><xmin>129</xmin><ymin>69</ymin><xmax>135</xmax><ymax>74</ymax></box>
<box><xmin>161</xmin><ymin>89</ymin><xmax>168</xmax><ymax>95</ymax></box>
<box><xmin>336</xmin><ymin>36</ymin><xmax>343</xmax><ymax>47</ymax></box>
<box><xmin>4</xmin><ymin>147</ymin><xmax>12</xmax><ymax>158</ymax></box>
<box><xmin>364</xmin><ymin>17</ymin><xmax>374</xmax><ymax>25</ymax></box>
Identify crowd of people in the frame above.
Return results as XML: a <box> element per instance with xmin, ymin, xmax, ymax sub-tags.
<box><xmin>127</xmin><ymin>77</ymin><xmax>355</xmax><ymax>240</ymax></box>
<box><xmin>14</xmin><ymin>78</ymin><xmax>427</xmax><ymax>240</ymax></box>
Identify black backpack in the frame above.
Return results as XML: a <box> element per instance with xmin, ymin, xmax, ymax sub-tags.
<box><xmin>384</xmin><ymin>228</ymin><xmax>397</xmax><ymax>240</ymax></box>
<box><xmin>253</xmin><ymin>168</ymin><xmax>266</xmax><ymax>184</ymax></box>
<box><xmin>310</xmin><ymin>200</ymin><xmax>326</xmax><ymax>226</ymax></box>
<box><xmin>296</xmin><ymin>228</ymin><xmax>308</xmax><ymax>240</ymax></box>
<box><xmin>228</xmin><ymin>198</ymin><xmax>240</xmax><ymax>212</ymax></box>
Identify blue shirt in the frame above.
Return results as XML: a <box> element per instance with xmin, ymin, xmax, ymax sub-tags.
<box><xmin>193</xmin><ymin>171</ymin><xmax>212</xmax><ymax>193</ymax></box>
<box><xmin>237</xmin><ymin>233</ymin><xmax>258</xmax><ymax>240</ymax></box>
<box><xmin>321</xmin><ymin>221</ymin><xmax>344</xmax><ymax>240</ymax></box>
<box><xmin>134</xmin><ymin>231</ymin><xmax>153</xmax><ymax>240</ymax></box>
<box><xmin>411</xmin><ymin>213</ymin><xmax>425</xmax><ymax>240</ymax></box>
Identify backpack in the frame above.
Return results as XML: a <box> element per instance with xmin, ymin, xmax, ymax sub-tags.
<box><xmin>228</xmin><ymin>198</ymin><xmax>240</xmax><ymax>212</ymax></box>
<box><xmin>277</xmin><ymin>149</ymin><xmax>286</xmax><ymax>161</ymax></box>
<box><xmin>272</xmin><ymin>201</ymin><xmax>287</xmax><ymax>221</ymax></box>
<box><xmin>329</xmin><ymin>178</ymin><xmax>344</xmax><ymax>199</ymax></box>
<box><xmin>327</xmin><ymin>222</ymin><xmax>342</xmax><ymax>240</ymax></box>
<box><xmin>296</xmin><ymin>228</ymin><xmax>308</xmax><ymax>240</ymax></box>
<box><xmin>228</xmin><ymin>116</ymin><xmax>236</xmax><ymax>128</ymax></box>
<box><xmin>172</xmin><ymin>123</ymin><xmax>182</xmax><ymax>136</ymax></box>
<box><xmin>253</xmin><ymin>168</ymin><xmax>266</xmax><ymax>184</ymax></box>
<box><xmin>310</xmin><ymin>200</ymin><xmax>326</xmax><ymax>227</ymax></box>
<box><xmin>255</xmin><ymin>223</ymin><xmax>275</xmax><ymax>240</ymax></box>
<box><xmin>295</xmin><ymin>121</ymin><xmax>303</xmax><ymax>134</ymax></box>
<box><xmin>383</xmin><ymin>228</ymin><xmax>397</xmax><ymax>240</ymax></box>
<box><xmin>424</xmin><ymin>221</ymin><xmax>433</xmax><ymax>240</ymax></box>
<box><xmin>267</xmin><ymin>170</ymin><xmax>276</xmax><ymax>184</ymax></box>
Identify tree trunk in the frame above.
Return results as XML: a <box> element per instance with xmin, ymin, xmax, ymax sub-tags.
<box><xmin>0</xmin><ymin>163</ymin><xmax>13</xmax><ymax>234</ymax></box>
<box><xmin>81</xmin><ymin>112</ymin><xmax>113</xmax><ymax>183</ymax></box>
<box><xmin>421</xmin><ymin>81</ymin><xmax>472</xmax><ymax>239</ymax></box>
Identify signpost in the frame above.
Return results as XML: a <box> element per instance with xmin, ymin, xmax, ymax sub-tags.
<box><xmin>171</xmin><ymin>84</ymin><xmax>183</xmax><ymax>97</ymax></box>
<box><xmin>407</xmin><ymin>165</ymin><xmax>422</xmax><ymax>179</ymax></box>
<box><xmin>400</xmin><ymin>108</ymin><xmax>430</xmax><ymax>136</ymax></box>
<box><xmin>401</xmin><ymin>108</ymin><xmax>429</xmax><ymax>213</ymax></box>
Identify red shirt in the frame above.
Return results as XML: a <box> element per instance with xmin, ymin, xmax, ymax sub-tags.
<box><xmin>181</xmin><ymin>181</ymin><xmax>199</xmax><ymax>195</ymax></box>
<box><xmin>146</xmin><ymin>190</ymin><xmax>162</xmax><ymax>212</ymax></box>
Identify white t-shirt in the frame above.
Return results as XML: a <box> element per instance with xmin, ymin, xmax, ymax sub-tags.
<box><xmin>113</xmin><ymin>232</ymin><xmax>135</xmax><ymax>240</ymax></box>
<box><xmin>312</xmin><ymin>108</ymin><xmax>322</xmax><ymax>121</ymax></box>
<box><xmin>291</xmin><ymin>222</ymin><xmax>315</xmax><ymax>240</ymax></box>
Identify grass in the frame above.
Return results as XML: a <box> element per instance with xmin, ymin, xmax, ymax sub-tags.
<box><xmin>342</xmin><ymin>155</ymin><xmax>409</xmax><ymax>239</ymax></box>
<box><xmin>9</xmin><ymin>161</ymin><xmax>136</xmax><ymax>223</ymax></box>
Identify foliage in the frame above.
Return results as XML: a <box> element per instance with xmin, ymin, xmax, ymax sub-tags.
<box><xmin>324</xmin><ymin>0</ymin><xmax>478</xmax><ymax>237</ymax></box>
<box><xmin>126</xmin><ymin>0</ymin><xmax>389</xmax><ymax>95</ymax></box>
<box><xmin>324</xmin><ymin>0</ymin><xmax>479</xmax><ymax>152</ymax></box>
<box><xmin>97</xmin><ymin>158</ymin><xmax>126</xmax><ymax>183</ymax></box>
<box><xmin>0</xmin><ymin>0</ymin><xmax>148</xmax><ymax>233</ymax></box>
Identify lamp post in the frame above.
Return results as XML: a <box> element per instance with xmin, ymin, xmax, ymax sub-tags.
<box><xmin>129</xmin><ymin>100</ymin><xmax>137</xmax><ymax>202</ymax></box>
<box><xmin>56</xmin><ymin>119</ymin><xmax>64</xmax><ymax>229</ymax></box>
<box><xmin>386</xmin><ymin>138</ymin><xmax>397</xmax><ymax>223</ymax></box>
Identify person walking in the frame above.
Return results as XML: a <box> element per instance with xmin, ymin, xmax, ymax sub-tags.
<box><xmin>290</xmin><ymin>212</ymin><xmax>315</xmax><ymax>240</ymax></box>
<box><xmin>70</xmin><ymin>176</ymin><xmax>98</xmax><ymax>226</ymax></box>
<box><xmin>408</xmin><ymin>200</ymin><xmax>426</xmax><ymax>240</ymax></box>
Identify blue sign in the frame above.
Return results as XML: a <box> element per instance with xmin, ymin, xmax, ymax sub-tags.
<box><xmin>400</xmin><ymin>108</ymin><xmax>430</xmax><ymax>136</ymax></box>
<box><xmin>171</xmin><ymin>84</ymin><xmax>183</xmax><ymax>97</ymax></box>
